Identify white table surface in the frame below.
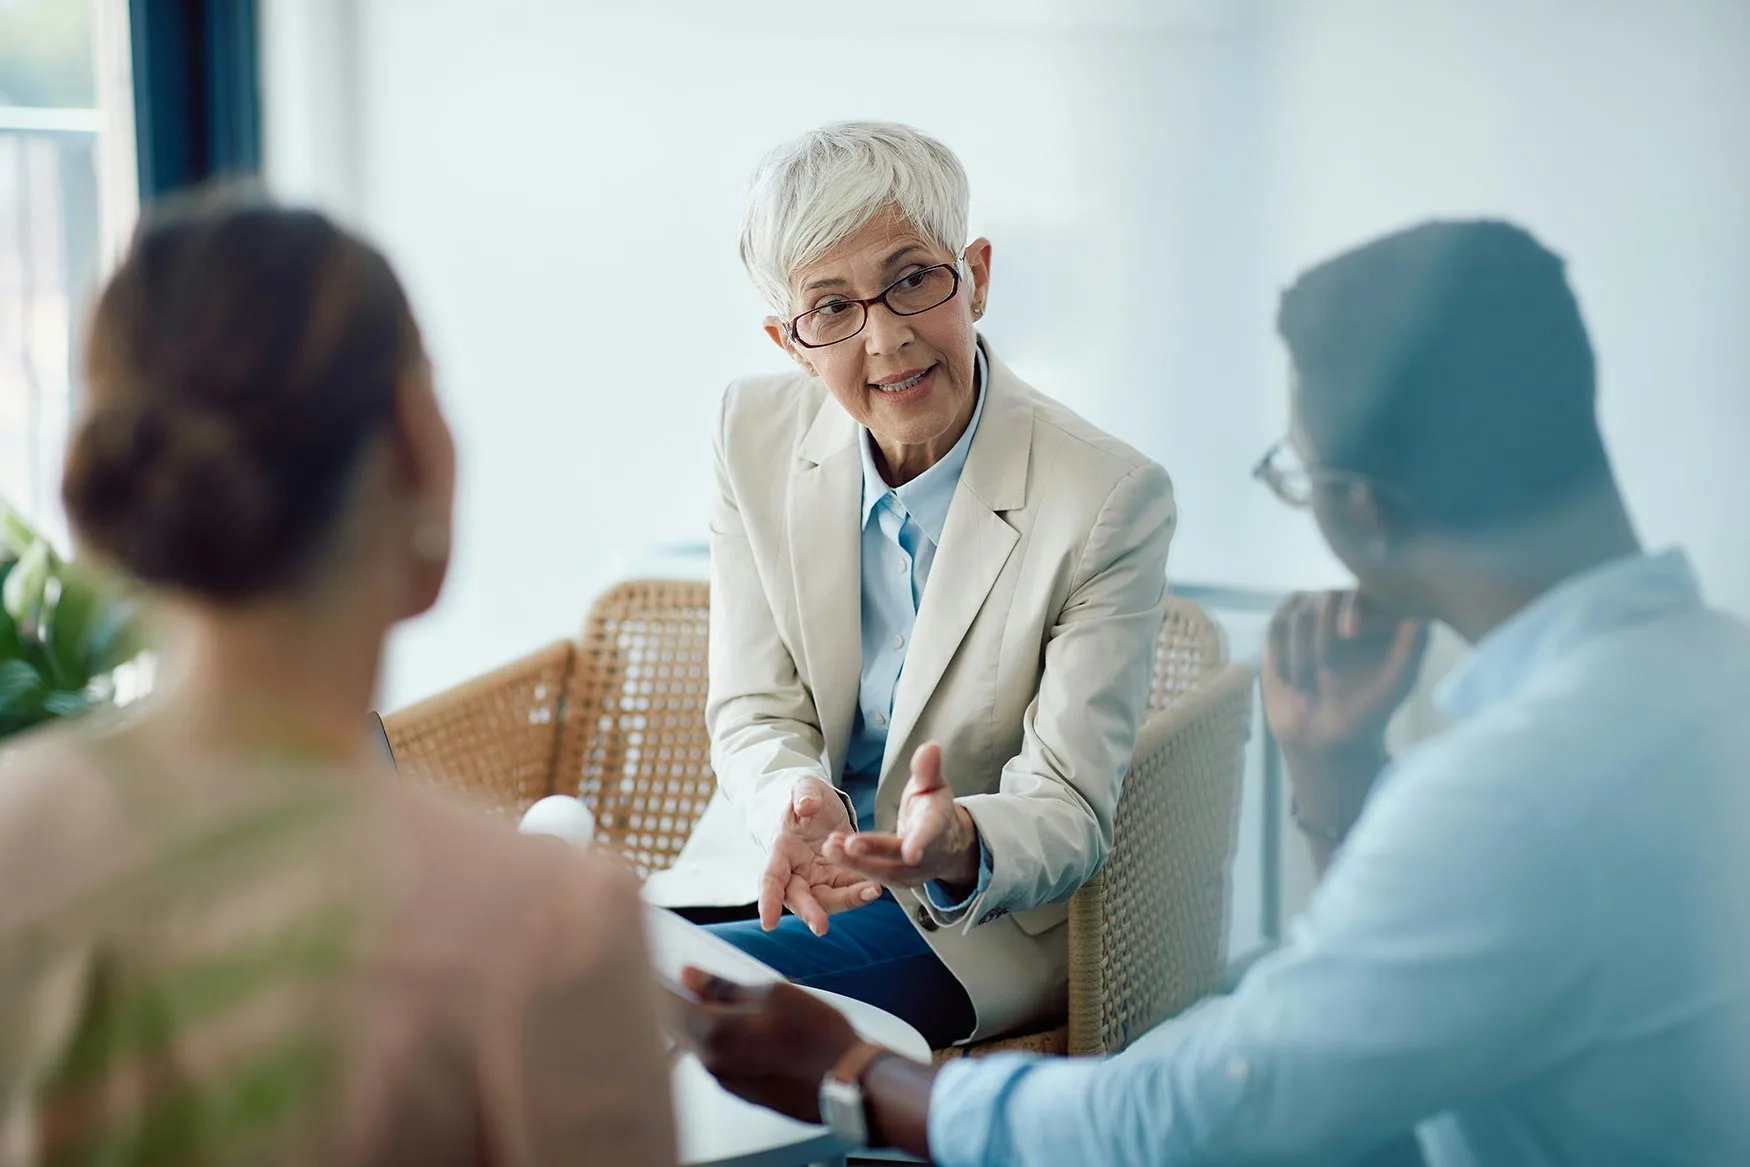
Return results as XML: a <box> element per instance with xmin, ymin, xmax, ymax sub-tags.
<box><xmin>646</xmin><ymin>902</ymin><xmax>931</xmax><ymax>1167</ymax></box>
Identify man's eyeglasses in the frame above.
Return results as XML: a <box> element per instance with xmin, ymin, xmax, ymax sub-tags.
<box><xmin>1253</xmin><ymin>438</ymin><xmax>1386</xmax><ymax>508</ymax></box>
<box><xmin>784</xmin><ymin>262</ymin><xmax>963</xmax><ymax>349</ymax></box>
<box><xmin>1253</xmin><ymin>438</ymin><xmax>1317</xmax><ymax>507</ymax></box>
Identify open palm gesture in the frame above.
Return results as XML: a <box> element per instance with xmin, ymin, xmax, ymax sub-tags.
<box><xmin>758</xmin><ymin>776</ymin><xmax>882</xmax><ymax>936</ymax></box>
<box><xmin>828</xmin><ymin>742</ymin><xmax>980</xmax><ymax>890</ymax></box>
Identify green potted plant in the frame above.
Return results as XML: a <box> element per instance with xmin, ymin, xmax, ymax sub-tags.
<box><xmin>0</xmin><ymin>500</ymin><xmax>152</xmax><ymax>741</ymax></box>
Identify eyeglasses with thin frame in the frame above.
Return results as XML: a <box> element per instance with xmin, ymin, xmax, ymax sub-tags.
<box><xmin>1254</xmin><ymin>438</ymin><xmax>1324</xmax><ymax>508</ymax></box>
<box><xmin>784</xmin><ymin>260</ymin><xmax>964</xmax><ymax>349</ymax></box>
<box><xmin>1253</xmin><ymin>437</ymin><xmax>1386</xmax><ymax>508</ymax></box>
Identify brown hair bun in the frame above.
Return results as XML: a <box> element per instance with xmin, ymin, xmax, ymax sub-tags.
<box><xmin>63</xmin><ymin>188</ymin><xmax>419</xmax><ymax>601</ymax></box>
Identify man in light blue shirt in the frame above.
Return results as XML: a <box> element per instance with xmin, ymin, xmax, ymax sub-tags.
<box><xmin>680</xmin><ymin>220</ymin><xmax>1750</xmax><ymax>1164</ymax></box>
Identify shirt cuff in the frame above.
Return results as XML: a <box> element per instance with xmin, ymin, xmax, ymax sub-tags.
<box><xmin>832</xmin><ymin>784</ymin><xmax>860</xmax><ymax>831</ymax></box>
<box><xmin>924</xmin><ymin>833</ymin><xmax>994</xmax><ymax>917</ymax></box>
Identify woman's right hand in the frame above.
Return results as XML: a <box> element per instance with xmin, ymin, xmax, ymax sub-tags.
<box><xmin>759</xmin><ymin>776</ymin><xmax>883</xmax><ymax>936</ymax></box>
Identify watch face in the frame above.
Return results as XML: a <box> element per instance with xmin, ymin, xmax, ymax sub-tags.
<box><xmin>819</xmin><ymin>1077</ymin><xmax>869</xmax><ymax>1147</ymax></box>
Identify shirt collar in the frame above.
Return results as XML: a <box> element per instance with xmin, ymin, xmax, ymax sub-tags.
<box><xmin>1435</xmin><ymin>548</ymin><xmax>1702</xmax><ymax>721</ymax></box>
<box><xmin>858</xmin><ymin>343</ymin><xmax>989</xmax><ymax>542</ymax></box>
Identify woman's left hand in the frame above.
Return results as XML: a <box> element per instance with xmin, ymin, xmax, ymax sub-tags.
<box><xmin>826</xmin><ymin>742</ymin><xmax>981</xmax><ymax>891</ymax></box>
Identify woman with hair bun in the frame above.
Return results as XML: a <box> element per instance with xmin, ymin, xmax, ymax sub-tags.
<box><xmin>0</xmin><ymin>191</ymin><xmax>674</xmax><ymax>1166</ymax></box>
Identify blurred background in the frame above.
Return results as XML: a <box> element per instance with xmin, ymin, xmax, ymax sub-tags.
<box><xmin>5</xmin><ymin>0</ymin><xmax>1747</xmax><ymax>955</ymax></box>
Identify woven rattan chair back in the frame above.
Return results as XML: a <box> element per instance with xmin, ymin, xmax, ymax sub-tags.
<box><xmin>380</xmin><ymin>640</ymin><xmax>575</xmax><ymax>823</ymax></box>
<box><xmin>556</xmin><ymin>579</ymin><xmax>717</xmax><ymax>874</ymax></box>
<box><xmin>1060</xmin><ymin>595</ymin><xmax>1246</xmax><ymax>1056</ymax></box>
<box><xmin>945</xmin><ymin>600</ymin><xmax>1248</xmax><ymax>1060</ymax></box>
<box><xmin>1068</xmin><ymin>658</ymin><xmax>1253</xmax><ymax>1055</ymax></box>
<box><xmin>1149</xmin><ymin>595</ymin><xmax>1226</xmax><ymax>710</ymax></box>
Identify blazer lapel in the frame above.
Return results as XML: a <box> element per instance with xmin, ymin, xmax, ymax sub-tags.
<box><xmin>881</xmin><ymin>345</ymin><xmax>1033</xmax><ymax>788</ymax></box>
<box><xmin>789</xmin><ymin>392</ymin><xmax>864</xmax><ymax>778</ymax></box>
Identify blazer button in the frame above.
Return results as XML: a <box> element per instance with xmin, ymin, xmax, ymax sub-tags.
<box><xmin>914</xmin><ymin>904</ymin><xmax>940</xmax><ymax>933</ymax></box>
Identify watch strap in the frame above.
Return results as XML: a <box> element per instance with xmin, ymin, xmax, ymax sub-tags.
<box><xmin>827</xmin><ymin>1040</ymin><xmax>888</xmax><ymax>1088</ymax></box>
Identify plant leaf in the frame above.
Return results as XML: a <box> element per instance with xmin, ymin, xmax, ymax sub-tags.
<box><xmin>42</xmin><ymin>689</ymin><xmax>95</xmax><ymax>718</ymax></box>
<box><xmin>43</xmin><ymin>561</ymin><xmax>110</xmax><ymax>688</ymax></box>
<box><xmin>0</xmin><ymin>499</ymin><xmax>150</xmax><ymax>732</ymax></box>
<box><xmin>2</xmin><ymin>540</ymin><xmax>52</xmax><ymax>632</ymax></box>
<box><xmin>0</xmin><ymin>498</ymin><xmax>41</xmax><ymax>560</ymax></box>
<box><xmin>0</xmin><ymin>659</ymin><xmax>50</xmax><ymax>740</ymax></box>
<box><xmin>0</xmin><ymin>657</ymin><xmax>44</xmax><ymax>698</ymax></box>
<box><xmin>0</xmin><ymin>568</ymin><xmax>22</xmax><ymax>665</ymax></box>
<box><xmin>2</xmin><ymin>545</ymin><xmax>61</xmax><ymax>687</ymax></box>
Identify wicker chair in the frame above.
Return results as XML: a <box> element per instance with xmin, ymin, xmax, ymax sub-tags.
<box><xmin>936</xmin><ymin>623</ymin><xmax>1254</xmax><ymax>1060</ymax></box>
<box><xmin>384</xmin><ymin>581</ymin><xmax>1252</xmax><ymax>1057</ymax></box>
<box><xmin>384</xmin><ymin>580</ymin><xmax>719</xmax><ymax>867</ymax></box>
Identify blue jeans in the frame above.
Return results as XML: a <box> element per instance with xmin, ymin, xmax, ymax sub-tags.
<box><xmin>706</xmin><ymin>893</ymin><xmax>976</xmax><ymax>1047</ymax></box>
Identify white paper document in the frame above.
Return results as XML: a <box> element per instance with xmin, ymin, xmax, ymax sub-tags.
<box><xmin>642</xmin><ymin>902</ymin><xmax>785</xmax><ymax>989</ymax></box>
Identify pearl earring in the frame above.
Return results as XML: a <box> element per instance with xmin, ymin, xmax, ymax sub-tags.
<box><xmin>411</xmin><ymin>516</ymin><xmax>450</xmax><ymax>562</ymax></box>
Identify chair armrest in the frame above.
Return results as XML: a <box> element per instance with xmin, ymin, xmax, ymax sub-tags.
<box><xmin>1067</xmin><ymin>662</ymin><xmax>1255</xmax><ymax>1055</ymax></box>
<box><xmin>381</xmin><ymin>639</ymin><xmax>576</xmax><ymax>822</ymax></box>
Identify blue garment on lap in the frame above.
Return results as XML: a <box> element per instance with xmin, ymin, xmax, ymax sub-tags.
<box><xmin>706</xmin><ymin>893</ymin><xmax>976</xmax><ymax>1048</ymax></box>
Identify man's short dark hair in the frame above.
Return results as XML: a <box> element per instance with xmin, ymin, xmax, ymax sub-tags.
<box><xmin>1278</xmin><ymin>219</ymin><xmax>1611</xmax><ymax>533</ymax></box>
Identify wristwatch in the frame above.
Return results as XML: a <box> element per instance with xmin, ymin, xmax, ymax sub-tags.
<box><xmin>818</xmin><ymin>1041</ymin><xmax>888</xmax><ymax>1148</ymax></box>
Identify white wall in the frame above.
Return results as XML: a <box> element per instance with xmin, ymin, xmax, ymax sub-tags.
<box><xmin>263</xmin><ymin>0</ymin><xmax>1315</xmax><ymax>711</ymax></box>
<box><xmin>264</xmin><ymin>0</ymin><xmax>1750</xmax><ymax>934</ymax></box>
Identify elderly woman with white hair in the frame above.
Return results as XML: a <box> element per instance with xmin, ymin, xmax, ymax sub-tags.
<box><xmin>653</xmin><ymin>122</ymin><xmax>1175</xmax><ymax>1048</ymax></box>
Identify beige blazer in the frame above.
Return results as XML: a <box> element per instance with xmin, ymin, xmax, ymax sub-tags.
<box><xmin>655</xmin><ymin>343</ymin><xmax>1174</xmax><ymax>1040</ymax></box>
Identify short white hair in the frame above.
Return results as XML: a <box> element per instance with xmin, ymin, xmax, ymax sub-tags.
<box><xmin>739</xmin><ymin>121</ymin><xmax>970</xmax><ymax>313</ymax></box>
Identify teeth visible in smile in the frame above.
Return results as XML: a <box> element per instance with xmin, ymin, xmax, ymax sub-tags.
<box><xmin>876</xmin><ymin>368</ymin><xmax>930</xmax><ymax>392</ymax></box>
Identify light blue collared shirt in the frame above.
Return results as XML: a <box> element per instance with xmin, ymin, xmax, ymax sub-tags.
<box><xmin>844</xmin><ymin>346</ymin><xmax>992</xmax><ymax>911</ymax></box>
<box><xmin>929</xmin><ymin>550</ymin><xmax>1750</xmax><ymax>1166</ymax></box>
